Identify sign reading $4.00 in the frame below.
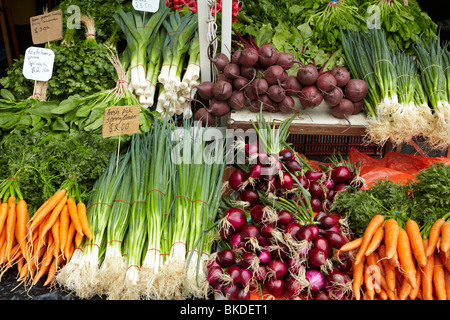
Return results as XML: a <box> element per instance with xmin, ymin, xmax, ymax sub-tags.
<box><xmin>102</xmin><ymin>105</ymin><xmax>141</xmax><ymax>138</ymax></box>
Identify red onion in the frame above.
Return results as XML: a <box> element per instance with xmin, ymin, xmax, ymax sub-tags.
<box><xmin>239</xmin><ymin>269</ymin><xmax>253</xmax><ymax>288</ymax></box>
<box><xmin>318</xmin><ymin>214</ymin><xmax>339</xmax><ymax>229</ymax></box>
<box><xmin>308</xmin><ymin>248</ymin><xmax>327</xmax><ymax>267</ymax></box>
<box><xmin>296</xmin><ymin>224</ymin><xmax>319</xmax><ymax>242</ymax></box>
<box><xmin>323</xmin><ymin>179</ymin><xmax>335</xmax><ymax>190</ymax></box>
<box><xmin>266</xmin><ymin>278</ymin><xmax>285</xmax><ymax>297</ymax></box>
<box><xmin>285</xmin><ymin>276</ymin><xmax>302</xmax><ymax>298</ymax></box>
<box><xmin>240</xmin><ymin>188</ymin><xmax>260</xmax><ymax>205</ymax></box>
<box><xmin>227</xmin><ymin>265</ymin><xmax>241</xmax><ymax>284</ymax></box>
<box><xmin>260</xmin><ymin>223</ymin><xmax>276</xmax><ymax>239</ymax></box>
<box><xmin>250</xmin><ymin>204</ymin><xmax>266</xmax><ymax>224</ymax></box>
<box><xmin>235</xmin><ymin>287</ymin><xmax>250</xmax><ymax>300</ymax></box>
<box><xmin>305</xmin><ymin>269</ymin><xmax>325</xmax><ymax>291</ymax></box>
<box><xmin>285</xmin><ymin>160</ymin><xmax>303</xmax><ymax>172</ymax></box>
<box><xmin>331</xmin><ymin>166</ymin><xmax>351</xmax><ymax>184</ymax></box>
<box><xmin>222</xmin><ymin>208</ymin><xmax>247</xmax><ymax>232</ymax></box>
<box><xmin>229</xmin><ymin>232</ymin><xmax>243</xmax><ymax>251</ymax></box>
<box><xmin>267</xmin><ymin>259</ymin><xmax>288</xmax><ymax>278</ymax></box>
<box><xmin>245</xmin><ymin>142</ymin><xmax>258</xmax><ymax>158</ymax></box>
<box><xmin>310</xmin><ymin>198</ymin><xmax>323</xmax><ymax>213</ymax></box>
<box><xmin>207</xmin><ymin>266</ymin><xmax>224</xmax><ymax>288</ymax></box>
<box><xmin>229</xmin><ymin>168</ymin><xmax>248</xmax><ymax>190</ymax></box>
<box><xmin>284</xmin><ymin>221</ymin><xmax>302</xmax><ymax>239</ymax></box>
<box><xmin>334</xmin><ymin>183</ymin><xmax>348</xmax><ymax>192</ymax></box>
<box><xmin>315</xmin><ymin>291</ymin><xmax>331</xmax><ymax>300</ymax></box>
<box><xmin>207</xmin><ymin>259</ymin><xmax>222</xmax><ymax>269</ymax></box>
<box><xmin>222</xmin><ymin>284</ymin><xmax>238</xmax><ymax>299</ymax></box>
<box><xmin>305</xmin><ymin>169</ymin><xmax>323</xmax><ymax>181</ymax></box>
<box><xmin>287</xmin><ymin>258</ymin><xmax>304</xmax><ymax>274</ymax></box>
<box><xmin>276</xmin><ymin>172</ymin><xmax>294</xmax><ymax>190</ymax></box>
<box><xmin>324</xmin><ymin>231</ymin><xmax>347</xmax><ymax>249</ymax></box>
<box><xmin>240</xmin><ymin>224</ymin><xmax>261</xmax><ymax>242</ymax></box>
<box><xmin>258</xmin><ymin>250</ymin><xmax>272</xmax><ymax>264</ymax></box>
<box><xmin>249</xmin><ymin>163</ymin><xmax>263</xmax><ymax>180</ymax></box>
<box><xmin>217</xmin><ymin>249</ymin><xmax>236</xmax><ymax>267</ymax></box>
<box><xmin>296</xmin><ymin>175</ymin><xmax>310</xmax><ymax>189</ymax></box>
<box><xmin>277</xmin><ymin>210</ymin><xmax>294</xmax><ymax>226</ymax></box>
<box><xmin>334</xmin><ymin>252</ymin><xmax>352</xmax><ymax>272</ymax></box>
<box><xmin>279</xmin><ymin>148</ymin><xmax>295</xmax><ymax>161</ymax></box>
<box><xmin>313</xmin><ymin>236</ymin><xmax>331</xmax><ymax>257</ymax></box>
<box><xmin>254</xmin><ymin>264</ymin><xmax>268</xmax><ymax>281</ymax></box>
<box><xmin>309</xmin><ymin>181</ymin><xmax>324</xmax><ymax>198</ymax></box>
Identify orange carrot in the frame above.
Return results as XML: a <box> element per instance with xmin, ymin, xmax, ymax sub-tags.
<box><xmin>67</xmin><ymin>197</ymin><xmax>83</xmax><ymax>237</ymax></box>
<box><xmin>64</xmin><ymin>222</ymin><xmax>76</xmax><ymax>259</ymax></box>
<box><xmin>422</xmin><ymin>239</ymin><xmax>434</xmax><ymax>300</ymax></box>
<box><xmin>38</xmin><ymin>195</ymin><xmax>67</xmax><ymax>243</ymax></box>
<box><xmin>397</xmin><ymin>228</ymin><xmax>417</xmax><ymax>289</ymax></box>
<box><xmin>366</xmin><ymin>252</ymin><xmax>382</xmax><ymax>294</ymax></box>
<box><xmin>439</xmin><ymin>251</ymin><xmax>450</xmax><ymax>273</ymax></box>
<box><xmin>378</xmin><ymin>288</ymin><xmax>388</xmax><ymax>300</ymax></box>
<box><xmin>29</xmin><ymin>189</ymin><xmax>67</xmax><ymax>231</ymax></box>
<box><xmin>364</xmin><ymin>261</ymin><xmax>375</xmax><ymax>300</ymax></box>
<box><xmin>444</xmin><ymin>267</ymin><xmax>450</xmax><ymax>300</ymax></box>
<box><xmin>5</xmin><ymin>196</ymin><xmax>16</xmax><ymax>260</ymax></box>
<box><xmin>0</xmin><ymin>202</ymin><xmax>8</xmax><ymax>236</ymax></box>
<box><xmin>14</xmin><ymin>199</ymin><xmax>30</xmax><ymax>262</ymax></box>
<box><xmin>406</xmin><ymin>220</ymin><xmax>427</xmax><ymax>268</ymax></box>
<box><xmin>75</xmin><ymin>230</ymin><xmax>83</xmax><ymax>247</ymax></box>
<box><xmin>398</xmin><ymin>275</ymin><xmax>412</xmax><ymax>300</ymax></box>
<box><xmin>77</xmin><ymin>202</ymin><xmax>92</xmax><ymax>240</ymax></box>
<box><xmin>43</xmin><ymin>255</ymin><xmax>62</xmax><ymax>286</ymax></box>
<box><xmin>51</xmin><ymin>216</ymin><xmax>60</xmax><ymax>258</ymax></box>
<box><xmin>378</xmin><ymin>244</ymin><xmax>396</xmax><ymax>293</ymax></box>
<box><xmin>355</xmin><ymin>214</ymin><xmax>385</xmax><ymax>266</ymax></box>
<box><xmin>384</xmin><ymin>218</ymin><xmax>399</xmax><ymax>259</ymax></box>
<box><xmin>352</xmin><ymin>258</ymin><xmax>365</xmax><ymax>300</ymax></box>
<box><xmin>433</xmin><ymin>252</ymin><xmax>447</xmax><ymax>300</ymax></box>
<box><xmin>339</xmin><ymin>237</ymin><xmax>362</xmax><ymax>252</ymax></box>
<box><xmin>440</xmin><ymin>221</ymin><xmax>450</xmax><ymax>255</ymax></box>
<box><xmin>365</xmin><ymin>226</ymin><xmax>384</xmax><ymax>256</ymax></box>
<box><xmin>426</xmin><ymin>218</ymin><xmax>446</xmax><ymax>257</ymax></box>
<box><xmin>59</xmin><ymin>204</ymin><xmax>69</xmax><ymax>254</ymax></box>
<box><xmin>409</xmin><ymin>262</ymin><xmax>422</xmax><ymax>300</ymax></box>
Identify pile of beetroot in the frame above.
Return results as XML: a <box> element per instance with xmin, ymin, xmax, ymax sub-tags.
<box><xmin>206</xmin><ymin>137</ymin><xmax>363</xmax><ymax>300</ymax></box>
<box><xmin>194</xmin><ymin>43</ymin><xmax>369</xmax><ymax>126</ymax></box>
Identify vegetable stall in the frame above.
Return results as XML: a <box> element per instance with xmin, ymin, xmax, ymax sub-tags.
<box><xmin>0</xmin><ymin>0</ymin><xmax>449</xmax><ymax>302</ymax></box>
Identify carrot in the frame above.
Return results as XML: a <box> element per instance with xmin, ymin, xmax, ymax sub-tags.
<box><xmin>383</xmin><ymin>218</ymin><xmax>399</xmax><ymax>259</ymax></box>
<box><xmin>397</xmin><ymin>228</ymin><xmax>417</xmax><ymax>289</ymax></box>
<box><xmin>365</xmin><ymin>226</ymin><xmax>384</xmax><ymax>256</ymax></box>
<box><xmin>14</xmin><ymin>199</ymin><xmax>30</xmax><ymax>262</ymax></box>
<box><xmin>364</xmin><ymin>261</ymin><xmax>375</xmax><ymax>300</ymax></box>
<box><xmin>43</xmin><ymin>254</ymin><xmax>62</xmax><ymax>286</ymax></box>
<box><xmin>426</xmin><ymin>218</ymin><xmax>446</xmax><ymax>257</ymax></box>
<box><xmin>421</xmin><ymin>239</ymin><xmax>434</xmax><ymax>300</ymax></box>
<box><xmin>439</xmin><ymin>251</ymin><xmax>450</xmax><ymax>273</ymax></box>
<box><xmin>378</xmin><ymin>288</ymin><xmax>388</xmax><ymax>300</ymax></box>
<box><xmin>379</xmin><ymin>245</ymin><xmax>396</xmax><ymax>293</ymax></box>
<box><xmin>338</xmin><ymin>237</ymin><xmax>362</xmax><ymax>252</ymax></box>
<box><xmin>29</xmin><ymin>189</ymin><xmax>67</xmax><ymax>231</ymax></box>
<box><xmin>59</xmin><ymin>204</ymin><xmax>69</xmax><ymax>255</ymax></box>
<box><xmin>64</xmin><ymin>222</ymin><xmax>76</xmax><ymax>259</ymax></box>
<box><xmin>366</xmin><ymin>252</ymin><xmax>382</xmax><ymax>294</ymax></box>
<box><xmin>406</xmin><ymin>220</ymin><xmax>427</xmax><ymax>268</ymax></box>
<box><xmin>398</xmin><ymin>275</ymin><xmax>412</xmax><ymax>300</ymax></box>
<box><xmin>0</xmin><ymin>202</ymin><xmax>8</xmax><ymax>236</ymax></box>
<box><xmin>352</xmin><ymin>258</ymin><xmax>365</xmax><ymax>300</ymax></box>
<box><xmin>409</xmin><ymin>263</ymin><xmax>422</xmax><ymax>300</ymax></box>
<box><xmin>444</xmin><ymin>267</ymin><xmax>450</xmax><ymax>300</ymax></box>
<box><xmin>38</xmin><ymin>195</ymin><xmax>67</xmax><ymax>244</ymax></box>
<box><xmin>354</xmin><ymin>214</ymin><xmax>385</xmax><ymax>266</ymax></box>
<box><xmin>5</xmin><ymin>196</ymin><xmax>16</xmax><ymax>260</ymax></box>
<box><xmin>75</xmin><ymin>230</ymin><xmax>83</xmax><ymax>247</ymax></box>
<box><xmin>77</xmin><ymin>202</ymin><xmax>92</xmax><ymax>240</ymax></box>
<box><xmin>433</xmin><ymin>252</ymin><xmax>447</xmax><ymax>300</ymax></box>
<box><xmin>440</xmin><ymin>221</ymin><xmax>450</xmax><ymax>255</ymax></box>
<box><xmin>51</xmin><ymin>216</ymin><xmax>60</xmax><ymax>258</ymax></box>
<box><xmin>67</xmin><ymin>197</ymin><xmax>83</xmax><ymax>237</ymax></box>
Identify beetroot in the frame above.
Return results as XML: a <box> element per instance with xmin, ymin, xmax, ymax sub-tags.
<box><xmin>227</xmin><ymin>90</ymin><xmax>247</xmax><ymax>110</ymax></box>
<box><xmin>323</xmin><ymin>87</ymin><xmax>344</xmax><ymax>107</ymax></box>
<box><xmin>233</xmin><ymin>77</ymin><xmax>249</xmax><ymax>91</ymax></box>
<box><xmin>239</xmin><ymin>48</ymin><xmax>259</xmax><ymax>67</ymax></box>
<box><xmin>277</xmin><ymin>95</ymin><xmax>296</xmax><ymax>113</ymax></box>
<box><xmin>352</xmin><ymin>99</ymin><xmax>365</xmax><ymax>114</ymax></box>
<box><xmin>332</xmin><ymin>98</ymin><xmax>354</xmax><ymax>130</ymax></box>
<box><xmin>276</xmin><ymin>52</ymin><xmax>296</xmax><ymax>70</ymax></box>
<box><xmin>209</xmin><ymin>52</ymin><xmax>230</xmax><ymax>72</ymax></box>
<box><xmin>298</xmin><ymin>85</ymin><xmax>323</xmax><ymax>109</ymax></box>
<box><xmin>344</xmin><ymin>79</ymin><xmax>368</xmax><ymax>102</ymax></box>
<box><xmin>258</xmin><ymin>44</ymin><xmax>279</xmax><ymax>67</ymax></box>
<box><xmin>282</xmin><ymin>75</ymin><xmax>302</xmax><ymax>96</ymax></box>
<box><xmin>297</xmin><ymin>64</ymin><xmax>319</xmax><ymax>86</ymax></box>
<box><xmin>252</xmin><ymin>78</ymin><xmax>269</xmax><ymax>96</ymax></box>
<box><xmin>223</xmin><ymin>63</ymin><xmax>241</xmax><ymax>80</ymax></box>
<box><xmin>316</xmin><ymin>73</ymin><xmax>337</xmax><ymax>92</ymax></box>
<box><xmin>194</xmin><ymin>108</ymin><xmax>215</xmax><ymax>127</ymax></box>
<box><xmin>196</xmin><ymin>81</ymin><xmax>215</xmax><ymax>100</ymax></box>
<box><xmin>331</xmin><ymin>67</ymin><xmax>350</xmax><ymax>87</ymax></box>
<box><xmin>264</xmin><ymin>65</ymin><xmax>286</xmax><ymax>85</ymax></box>
<box><xmin>240</xmin><ymin>66</ymin><xmax>257</xmax><ymax>80</ymax></box>
<box><xmin>231</xmin><ymin>49</ymin><xmax>242</xmax><ymax>64</ymax></box>
<box><xmin>212</xmin><ymin>80</ymin><xmax>233</xmax><ymax>101</ymax></box>
<box><xmin>207</xmin><ymin>99</ymin><xmax>231</xmax><ymax>117</ymax></box>
<box><xmin>267</xmin><ymin>85</ymin><xmax>286</xmax><ymax>102</ymax></box>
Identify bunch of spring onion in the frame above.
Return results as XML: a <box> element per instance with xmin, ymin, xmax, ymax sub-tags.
<box><xmin>113</xmin><ymin>1</ymin><xmax>169</xmax><ymax>105</ymax></box>
<box><xmin>414</xmin><ymin>36</ymin><xmax>450</xmax><ymax>148</ymax></box>
<box><xmin>156</xmin><ymin>11</ymin><xmax>199</xmax><ymax>118</ymax></box>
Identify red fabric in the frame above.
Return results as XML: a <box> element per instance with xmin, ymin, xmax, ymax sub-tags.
<box><xmin>348</xmin><ymin>148</ymin><xmax>450</xmax><ymax>189</ymax></box>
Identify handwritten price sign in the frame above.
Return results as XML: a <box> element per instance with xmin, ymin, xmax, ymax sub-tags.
<box><xmin>132</xmin><ymin>0</ymin><xmax>160</xmax><ymax>13</ymax></box>
<box><xmin>22</xmin><ymin>46</ymin><xmax>55</xmax><ymax>81</ymax></box>
<box><xmin>30</xmin><ymin>10</ymin><xmax>63</xmax><ymax>44</ymax></box>
<box><xmin>102</xmin><ymin>105</ymin><xmax>140</xmax><ymax>138</ymax></box>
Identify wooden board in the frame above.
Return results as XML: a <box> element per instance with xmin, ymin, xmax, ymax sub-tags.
<box><xmin>227</xmin><ymin>98</ymin><xmax>369</xmax><ymax>136</ymax></box>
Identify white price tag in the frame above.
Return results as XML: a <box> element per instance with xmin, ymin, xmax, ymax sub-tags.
<box><xmin>22</xmin><ymin>46</ymin><xmax>55</xmax><ymax>81</ymax></box>
<box><xmin>132</xmin><ymin>0</ymin><xmax>160</xmax><ymax>13</ymax></box>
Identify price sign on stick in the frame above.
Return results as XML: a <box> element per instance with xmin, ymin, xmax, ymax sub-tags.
<box><xmin>102</xmin><ymin>105</ymin><xmax>141</xmax><ymax>138</ymax></box>
<box><xmin>22</xmin><ymin>46</ymin><xmax>55</xmax><ymax>81</ymax></box>
<box><xmin>132</xmin><ymin>0</ymin><xmax>160</xmax><ymax>13</ymax></box>
<box><xmin>30</xmin><ymin>10</ymin><xmax>63</xmax><ymax>44</ymax></box>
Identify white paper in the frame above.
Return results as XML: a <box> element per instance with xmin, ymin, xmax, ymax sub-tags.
<box><xmin>132</xmin><ymin>0</ymin><xmax>159</xmax><ymax>13</ymax></box>
<box><xmin>22</xmin><ymin>46</ymin><xmax>55</xmax><ymax>82</ymax></box>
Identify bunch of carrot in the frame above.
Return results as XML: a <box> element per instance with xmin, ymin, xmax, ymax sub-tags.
<box><xmin>0</xmin><ymin>176</ymin><xmax>93</xmax><ymax>289</ymax></box>
<box><xmin>339</xmin><ymin>214</ymin><xmax>450</xmax><ymax>300</ymax></box>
